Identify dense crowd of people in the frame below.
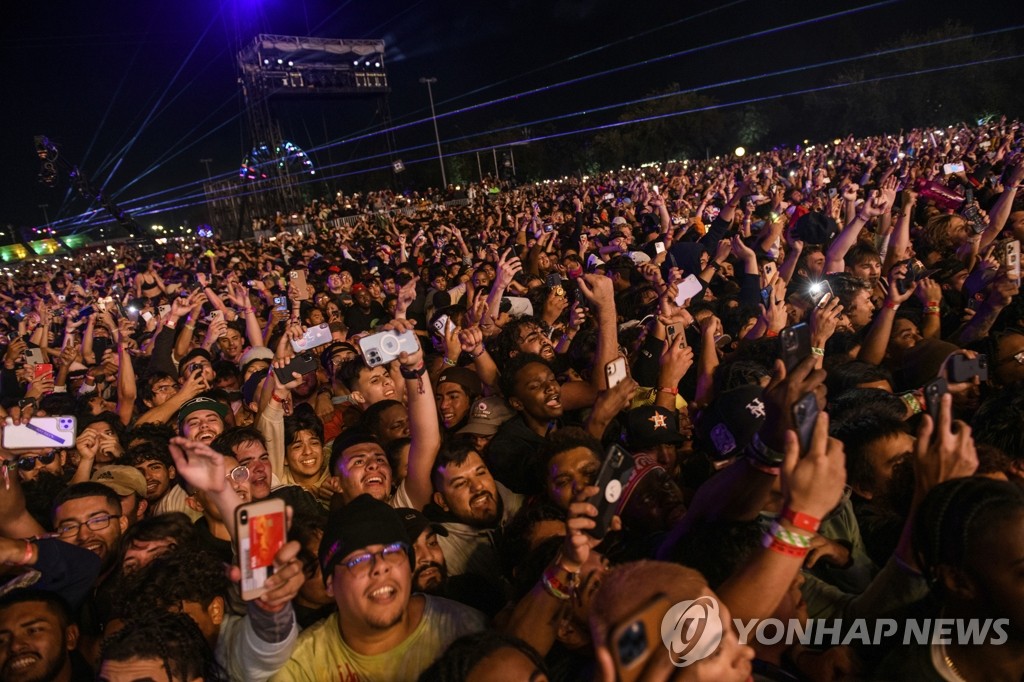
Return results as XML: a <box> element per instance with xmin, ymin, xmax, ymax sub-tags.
<box><xmin>1</xmin><ymin>116</ymin><xmax>1023</xmax><ymax>682</ymax></box>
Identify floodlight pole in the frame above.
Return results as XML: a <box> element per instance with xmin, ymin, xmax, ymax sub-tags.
<box><xmin>419</xmin><ymin>77</ymin><xmax>446</xmax><ymax>188</ymax></box>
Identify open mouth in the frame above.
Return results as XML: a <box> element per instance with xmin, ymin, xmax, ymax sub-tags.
<box><xmin>367</xmin><ymin>584</ymin><xmax>397</xmax><ymax>602</ymax></box>
<box><xmin>470</xmin><ymin>491</ymin><xmax>492</xmax><ymax>509</ymax></box>
<box><xmin>299</xmin><ymin>458</ymin><xmax>317</xmax><ymax>468</ymax></box>
<box><xmin>82</xmin><ymin>541</ymin><xmax>105</xmax><ymax>556</ymax></box>
<box><xmin>545</xmin><ymin>396</ymin><xmax>561</xmax><ymax>409</ymax></box>
<box><xmin>8</xmin><ymin>653</ymin><xmax>40</xmax><ymax>672</ymax></box>
<box><xmin>363</xmin><ymin>475</ymin><xmax>386</xmax><ymax>488</ymax></box>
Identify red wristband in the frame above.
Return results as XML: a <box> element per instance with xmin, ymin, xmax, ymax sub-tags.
<box><xmin>765</xmin><ymin>536</ymin><xmax>809</xmax><ymax>559</ymax></box>
<box><xmin>765</xmin><ymin>329</ymin><xmax>779</xmax><ymax>338</ymax></box>
<box><xmin>883</xmin><ymin>300</ymin><xmax>899</xmax><ymax>310</ymax></box>
<box><xmin>781</xmin><ymin>507</ymin><xmax>821</xmax><ymax>533</ymax></box>
<box><xmin>658</xmin><ymin>386</ymin><xmax>679</xmax><ymax>395</ymax></box>
<box><xmin>271</xmin><ymin>393</ymin><xmax>288</xmax><ymax>403</ymax></box>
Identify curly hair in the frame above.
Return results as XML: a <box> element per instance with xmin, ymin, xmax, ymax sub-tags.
<box><xmin>101</xmin><ymin>611</ymin><xmax>228</xmax><ymax>682</ymax></box>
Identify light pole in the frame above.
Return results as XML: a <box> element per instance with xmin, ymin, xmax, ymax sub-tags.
<box><xmin>418</xmin><ymin>77</ymin><xmax>446</xmax><ymax>188</ymax></box>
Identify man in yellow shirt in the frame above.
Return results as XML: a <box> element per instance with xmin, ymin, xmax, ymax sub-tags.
<box><xmin>270</xmin><ymin>494</ymin><xmax>485</xmax><ymax>681</ymax></box>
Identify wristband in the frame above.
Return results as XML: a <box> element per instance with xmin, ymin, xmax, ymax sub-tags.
<box><xmin>400</xmin><ymin>364</ymin><xmax>427</xmax><ymax>380</ymax></box>
<box><xmin>811</xmin><ymin>347</ymin><xmax>825</xmax><ymax>357</ymax></box>
<box><xmin>883</xmin><ymin>300</ymin><xmax>900</xmax><ymax>310</ymax></box>
<box><xmin>766</xmin><ymin>521</ymin><xmax>814</xmax><ymax>549</ymax></box>
<box><xmin>781</xmin><ymin>507</ymin><xmax>821</xmax><ymax>533</ymax></box>
<box><xmin>924</xmin><ymin>305</ymin><xmax>940</xmax><ymax>315</ymax></box>
<box><xmin>271</xmin><ymin>393</ymin><xmax>289</xmax><ymax>404</ymax></box>
<box><xmin>441</xmin><ymin>356</ymin><xmax>457</xmax><ymax>367</ymax></box>
<box><xmin>765</xmin><ymin>329</ymin><xmax>779</xmax><ymax>338</ymax></box>
<box><xmin>658</xmin><ymin>386</ymin><xmax>679</xmax><ymax>395</ymax></box>
<box><xmin>926</xmin><ymin>301</ymin><xmax>939</xmax><ymax>308</ymax></box>
<box><xmin>469</xmin><ymin>348</ymin><xmax>487</xmax><ymax>359</ymax></box>
<box><xmin>900</xmin><ymin>391</ymin><xmax>924</xmax><ymax>415</ymax></box>
<box><xmin>541</xmin><ymin>565</ymin><xmax>576</xmax><ymax>601</ymax></box>
<box><xmin>165</xmin><ymin>320</ymin><xmax>177</xmax><ymax>330</ymax></box>
<box><xmin>20</xmin><ymin>540</ymin><xmax>34</xmax><ymax>566</ymax></box>
<box><xmin>764</xmin><ymin>535</ymin><xmax>810</xmax><ymax>559</ymax></box>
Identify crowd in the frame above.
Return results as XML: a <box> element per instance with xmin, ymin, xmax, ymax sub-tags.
<box><xmin>1</xmin><ymin>115</ymin><xmax>1023</xmax><ymax>682</ymax></box>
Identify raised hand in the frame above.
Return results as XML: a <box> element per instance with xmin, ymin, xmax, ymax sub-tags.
<box><xmin>781</xmin><ymin>411</ymin><xmax>846</xmax><ymax>520</ymax></box>
<box><xmin>168</xmin><ymin>437</ymin><xmax>227</xmax><ymax>494</ymax></box>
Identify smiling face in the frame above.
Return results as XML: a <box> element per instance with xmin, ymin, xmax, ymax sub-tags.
<box><xmin>0</xmin><ymin>601</ymin><xmax>77</xmax><ymax>682</ymax></box>
<box><xmin>436</xmin><ymin>382</ymin><xmax>471</xmax><ymax>429</ymax></box>
<box><xmin>328</xmin><ymin>543</ymin><xmax>412</xmax><ymax>633</ymax></box>
<box><xmin>217</xmin><ymin>327</ymin><xmax>245</xmax><ymax>361</ymax></box>
<box><xmin>434</xmin><ymin>450</ymin><xmax>500</xmax><ymax>528</ymax></box>
<box><xmin>53</xmin><ymin>495</ymin><xmax>128</xmax><ymax>569</ymax></box>
<box><xmin>286</xmin><ymin>429</ymin><xmax>324</xmax><ymax>480</ymax></box>
<box><xmin>510</xmin><ymin>362</ymin><xmax>563</xmax><ymax>424</ymax></box>
<box><xmin>334</xmin><ymin>442</ymin><xmax>392</xmax><ymax>503</ymax></box>
<box><xmin>133</xmin><ymin>459</ymin><xmax>174</xmax><ymax>502</ymax></box>
<box><xmin>180</xmin><ymin>409</ymin><xmax>224</xmax><ymax>444</ymax></box>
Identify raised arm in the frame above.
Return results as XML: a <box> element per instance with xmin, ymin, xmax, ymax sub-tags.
<box><xmin>824</xmin><ymin>193</ymin><xmax>889</xmax><ymax>274</ymax></box>
<box><xmin>393</xmin><ymin>319</ymin><xmax>440</xmax><ymax>511</ymax></box>
<box><xmin>978</xmin><ymin>160</ymin><xmax>1023</xmax><ymax>251</ymax></box>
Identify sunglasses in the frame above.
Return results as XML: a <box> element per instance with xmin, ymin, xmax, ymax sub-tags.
<box><xmin>14</xmin><ymin>450</ymin><xmax>59</xmax><ymax>471</ymax></box>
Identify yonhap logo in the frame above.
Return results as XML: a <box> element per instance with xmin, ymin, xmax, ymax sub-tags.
<box><xmin>661</xmin><ymin>596</ymin><xmax>724</xmax><ymax>667</ymax></box>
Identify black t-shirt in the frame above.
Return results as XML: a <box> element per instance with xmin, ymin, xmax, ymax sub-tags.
<box><xmin>344</xmin><ymin>303</ymin><xmax>387</xmax><ymax>334</ymax></box>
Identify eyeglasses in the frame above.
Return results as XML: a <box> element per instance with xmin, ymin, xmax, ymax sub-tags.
<box><xmin>227</xmin><ymin>465</ymin><xmax>251</xmax><ymax>485</ymax></box>
<box><xmin>55</xmin><ymin>513</ymin><xmax>121</xmax><ymax>538</ymax></box>
<box><xmin>151</xmin><ymin>383</ymin><xmax>177</xmax><ymax>394</ymax></box>
<box><xmin>341</xmin><ymin>542</ymin><xmax>409</xmax><ymax>578</ymax></box>
<box><xmin>14</xmin><ymin>450</ymin><xmax>59</xmax><ymax>471</ymax></box>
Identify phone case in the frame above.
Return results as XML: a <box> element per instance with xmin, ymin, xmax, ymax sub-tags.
<box><xmin>605</xmin><ymin>357</ymin><xmax>628</xmax><ymax>389</ymax></box>
<box><xmin>674</xmin><ymin>275</ymin><xmax>703</xmax><ymax>306</ymax></box>
<box><xmin>23</xmin><ymin>348</ymin><xmax>45</xmax><ymax>365</ymax></box>
<box><xmin>780</xmin><ymin>323</ymin><xmax>812</xmax><ymax>372</ymax></box>
<box><xmin>236</xmin><ymin>498</ymin><xmax>287</xmax><ymax>601</ymax></box>
<box><xmin>291</xmin><ymin>323</ymin><xmax>332</xmax><ymax>353</ymax></box>
<box><xmin>2</xmin><ymin>416</ymin><xmax>77</xmax><ymax>449</ymax></box>
<box><xmin>358</xmin><ymin>329</ymin><xmax>419</xmax><ymax>368</ymax></box>
<box><xmin>289</xmin><ymin>270</ymin><xmax>309</xmax><ymax>300</ymax></box>
<box><xmin>948</xmin><ymin>355</ymin><xmax>988</xmax><ymax>383</ymax></box>
<box><xmin>792</xmin><ymin>393</ymin><xmax>819</xmax><ymax>454</ymax></box>
<box><xmin>586</xmin><ymin>444</ymin><xmax>634</xmax><ymax>540</ymax></box>
<box><xmin>611</xmin><ymin>593</ymin><xmax>673</xmax><ymax>682</ymax></box>
<box><xmin>924</xmin><ymin>377</ymin><xmax>948</xmax><ymax>424</ymax></box>
<box><xmin>273</xmin><ymin>353</ymin><xmax>318</xmax><ymax>383</ymax></box>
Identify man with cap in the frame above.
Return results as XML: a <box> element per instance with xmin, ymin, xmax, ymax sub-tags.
<box><xmin>91</xmin><ymin>464</ymin><xmax>149</xmax><ymax>527</ymax></box>
<box><xmin>624</xmin><ymin>405</ymin><xmax>687</xmax><ymax>477</ymax></box>
<box><xmin>270</xmin><ymin>494</ymin><xmax>485</xmax><ymax>681</ymax></box>
<box><xmin>397</xmin><ymin>507</ymin><xmax>449</xmax><ymax>595</ymax></box>
<box><xmin>458</xmin><ymin>397</ymin><xmax>515</xmax><ymax>454</ymax></box>
<box><xmin>178</xmin><ymin>396</ymin><xmax>228</xmax><ymax>444</ymax></box>
<box><xmin>694</xmin><ymin>384</ymin><xmax>768</xmax><ymax>464</ymax></box>
<box><xmin>435</xmin><ymin>366</ymin><xmax>482</xmax><ymax>432</ymax></box>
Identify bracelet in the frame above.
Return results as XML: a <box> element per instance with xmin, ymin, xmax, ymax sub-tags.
<box><xmin>764</xmin><ymin>535</ymin><xmax>809</xmax><ymax>559</ymax></box>
<box><xmin>658</xmin><ymin>386</ymin><xmax>679</xmax><ymax>395</ymax></box>
<box><xmin>469</xmin><ymin>348</ymin><xmax>487</xmax><ymax>359</ymax></box>
<box><xmin>541</xmin><ymin>565</ymin><xmax>576</xmax><ymax>601</ymax></box>
<box><xmin>781</xmin><ymin>507</ymin><xmax>821</xmax><ymax>533</ymax></box>
<box><xmin>20</xmin><ymin>539</ymin><xmax>34</xmax><ymax>566</ymax></box>
<box><xmin>883</xmin><ymin>300</ymin><xmax>900</xmax><ymax>310</ymax></box>
<box><xmin>765</xmin><ymin>329</ymin><xmax>779</xmax><ymax>338</ymax></box>
<box><xmin>400</xmin><ymin>364</ymin><xmax>427</xmax><ymax>379</ymax></box>
<box><xmin>924</xmin><ymin>305</ymin><xmax>940</xmax><ymax>315</ymax></box>
<box><xmin>811</xmin><ymin>347</ymin><xmax>825</xmax><ymax>357</ymax></box>
<box><xmin>165</xmin><ymin>320</ymin><xmax>177</xmax><ymax>330</ymax></box>
<box><xmin>271</xmin><ymin>393</ymin><xmax>289</xmax><ymax>404</ymax></box>
<box><xmin>766</xmin><ymin>521</ymin><xmax>814</xmax><ymax>549</ymax></box>
<box><xmin>926</xmin><ymin>301</ymin><xmax>939</xmax><ymax>307</ymax></box>
<box><xmin>441</xmin><ymin>356</ymin><xmax>457</xmax><ymax>367</ymax></box>
<box><xmin>900</xmin><ymin>391</ymin><xmax>924</xmax><ymax>415</ymax></box>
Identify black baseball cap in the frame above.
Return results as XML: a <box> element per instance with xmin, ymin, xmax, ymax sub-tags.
<box><xmin>318</xmin><ymin>494</ymin><xmax>411</xmax><ymax>580</ymax></box>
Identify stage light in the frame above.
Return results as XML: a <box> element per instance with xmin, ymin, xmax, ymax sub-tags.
<box><xmin>263</xmin><ymin>59</ymin><xmax>270</xmax><ymax>65</ymax></box>
<box><xmin>735</xmin><ymin>146</ymin><xmax>746</xmax><ymax>157</ymax></box>
<box><xmin>288</xmin><ymin>61</ymin><xmax>294</xmax><ymax>67</ymax></box>
<box><xmin>353</xmin><ymin>60</ymin><xmax>359</xmax><ymax>65</ymax></box>
<box><xmin>374</xmin><ymin>62</ymin><xmax>380</xmax><ymax>67</ymax></box>
<box><xmin>277</xmin><ymin>58</ymin><xmax>283</xmax><ymax>65</ymax></box>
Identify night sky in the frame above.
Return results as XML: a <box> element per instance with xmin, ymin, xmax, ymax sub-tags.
<box><xmin>2</xmin><ymin>0</ymin><xmax>1023</xmax><ymax>233</ymax></box>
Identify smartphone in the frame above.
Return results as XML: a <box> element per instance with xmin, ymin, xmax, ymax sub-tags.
<box><xmin>761</xmin><ymin>261</ymin><xmax>778</xmax><ymax>286</ymax></box>
<box><xmin>75</xmin><ymin>306</ymin><xmax>95</xmax><ymax>321</ymax></box>
<box><xmin>828</xmin><ymin>187</ymin><xmax>838</xmax><ymax>198</ymax></box>
<box><xmin>999</xmin><ymin>240</ymin><xmax>1020</xmax><ymax>287</ymax></box>
<box><xmin>948</xmin><ymin>354</ymin><xmax>989</xmax><ymax>383</ymax></box>
<box><xmin>23</xmin><ymin>348</ymin><xmax>46</xmax><ymax>366</ymax></box>
<box><xmin>543</xmin><ymin>224</ymin><xmax>554</xmax><ymax>233</ymax></box>
<box><xmin>289</xmin><ymin>270</ymin><xmax>309</xmax><ymax>300</ymax></box>
<box><xmin>605</xmin><ymin>357</ymin><xmax>628</xmax><ymax>389</ymax></box>
<box><xmin>654</xmin><ymin>241</ymin><xmax>666</xmax><ymax>255</ymax></box>
<box><xmin>273</xmin><ymin>296</ymin><xmax>288</xmax><ymax>312</ymax></box>
<box><xmin>674</xmin><ymin>274</ymin><xmax>703</xmax><ymax>306</ymax></box>
<box><xmin>33</xmin><ymin>363</ymin><xmax>53</xmax><ymax>379</ymax></box>
<box><xmin>760</xmin><ymin>286</ymin><xmax>772</xmax><ymax>308</ymax></box>
<box><xmin>157</xmin><ymin>305</ymin><xmax>170</xmax><ymax>318</ymax></box>
<box><xmin>236</xmin><ymin>498</ymin><xmax>287</xmax><ymax>601</ymax></box>
<box><xmin>792</xmin><ymin>392</ymin><xmax>819</xmax><ymax>455</ymax></box>
<box><xmin>273</xmin><ymin>352</ymin><xmax>318</xmax><ymax>383</ymax></box>
<box><xmin>545</xmin><ymin>273</ymin><xmax>562</xmax><ymax>288</ymax></box>
<box><xmin>209</xmin><ymin>310</ymin><xmax>224</xmax><ymax>323</ymax></box>
<box><xmin>433</xmin><ymin>314</ymin><xmax>451</xmax><ymax>336</ymax></box>
<box><xmin>943</xmin><ymin>162</ymin><xmax>965</xmax><ymax>175</ymax></box>
<box><xmin>780</xmin><ymin>323</ymin><xmax>812</xmax><ymax>373</ymax></box>
<box><xmin>2</xmin><ymin>416</ymin><xmax>77</xmax><ymax>449</ymax></box>
<box><xmin>924</xmin><ymin>377</ymin><xmax>948</xmax><ymax>424</ymax></box>
<box><xmin>290</xmin><ymin>323</ymin><xmax>332</xmax><ymax>353</ymax></box>
<box><xmin>585</xmin><ymin>444</ymin><xmax>634</xmax><ymax>540</ymax></box>
<box><xmin>610</xmin><ymin>593</ymin><xmax>673</xmax><ymax>682</ymax></box>
<box><xmin>651</xmin><ymin>185</ymin><xmax>660</xmax><ymax>194</ymax></box>
<box><xmin>358</xmin><ymin>329</ymin><xmax>419</xmax><ymax>368</ymax></box>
